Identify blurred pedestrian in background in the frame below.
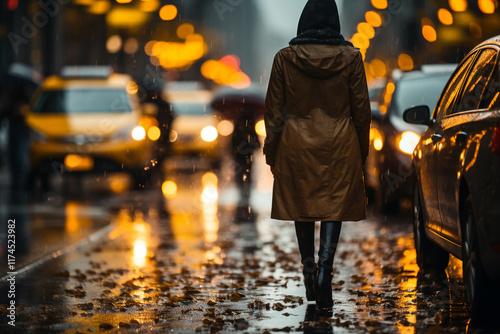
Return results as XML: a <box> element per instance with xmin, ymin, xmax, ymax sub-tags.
<box><xmin>264</xmin><ymin>0</ymin><xmax>371</xmax><ymax>309</ymax></box>
<box><xmin>212</xmin><ymin>86</ymin><xmax>264</xmax><ymax>223</ymax></box>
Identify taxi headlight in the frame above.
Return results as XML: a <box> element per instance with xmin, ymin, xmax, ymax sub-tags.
<box><xmin>255</xmin><ymin>119</ymin><xmax>266</xmax><ymax>137</ymax></box>
<box><xmin>397</xmin><ymin>131</ymin><xmax>420</xmax><ymax>155</ymax></box>
<box><xmin>132</xmin><ymin>126</ymin><xmax>146</xmax><ymax>141</ymax></box>
<box><xmin>201</xmin><ymin>126</ymin><xmax>218</xmax><ymax>143</ymax></box>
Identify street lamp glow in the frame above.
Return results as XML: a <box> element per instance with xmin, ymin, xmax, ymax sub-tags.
<box><xmin>422</xmin><ymin>25</ymin><xmax>437</xmax><ymax>42</ymax></box>
<box><xmin>365</xmin><ymin>11</ymin><xmax>382</xmax><ymax>27</ymax></box>
<box><xmin>438</xmin><ymin>8</ymin><xmax>454</xmax><ymax>25</ymax></box>
<box><xmin>371</xmin><ymin>0</ymin><xmax>388</xmax><ymax>10</ymax></box>
<box><xmin>478</xmin><ymin>0</ymin><xmax>496</xmax><ymax>14</ymax></box>
<box><xmin>398</xmin><ymin>54</ymin><xmax>414</xmax><ymax>71</ymax></box>
<box><xmin>160</xmin><ymin>4</ymin><xmax>178</xmax><ymax>21</ymax></box>
<box><xmin>449</xmin><ymin>0</ymin><xmax>468</xmax><ymax>12</ymax></box>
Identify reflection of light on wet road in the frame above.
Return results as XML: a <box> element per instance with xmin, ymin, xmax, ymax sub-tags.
<box><xmin>65</xmin><ymin>201</ymin><xmax>92</xmax><ymax>234</ymax></box>
<box><xmin>397</xmin><ymin>237</ymin><xmax>418</xmax><ymax>334</ymax></box>
<box><xmin>133</xmin><ymin>239</ymin><xmax>148</xmax><ymax>268</ymax></box>
<box><xmin>201</xmin><ymin>173</ymin><xmax>219</xmax><ymax>243</ymax></box>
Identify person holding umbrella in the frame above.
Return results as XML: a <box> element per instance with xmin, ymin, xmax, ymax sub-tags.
<box><xmin>264</xmin><ymin>0</ymin><xmax>371</xmax><ymax>308</ymax></box>
<box><xmin>212</xmin><ymin>85</ymin><xmax>265</xmax><ymax>222</ymax></box>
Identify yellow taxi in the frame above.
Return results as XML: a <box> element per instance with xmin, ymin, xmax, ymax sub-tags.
<box><xmin>26</xmin><ymin>66</ymin><xmax>160</xmax><ymax>187</ymax></box>
<box><xmin>165</xmin><ymin>87</ymin><xmax>229</xmax><ymax>166</ymax></box>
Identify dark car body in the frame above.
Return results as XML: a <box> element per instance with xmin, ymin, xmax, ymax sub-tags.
<box><xmin>405</xmin><ymin>36</ymin><xmax>500</xmax><ymax>319</ymax></box>
<box><xmin>366</xmin><ymin>65</ymin><xmax>456</xmax><ymax>212</ymax></box>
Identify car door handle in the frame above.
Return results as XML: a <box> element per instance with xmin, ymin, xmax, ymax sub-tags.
<box><xmin>431</xmin><ymin>134</ymin><xmax>443</xmax><ymax>144</ymax></box>
<box><xmin>456</xmin><ymin>131</ymin><xmax>468</xmax><ymax>142</ymax></box>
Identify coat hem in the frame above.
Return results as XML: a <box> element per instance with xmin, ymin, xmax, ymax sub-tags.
<box><xmin>270</xmin><ymin>214</ymin><xmax>366</xmax><ymax>222</ymax></box>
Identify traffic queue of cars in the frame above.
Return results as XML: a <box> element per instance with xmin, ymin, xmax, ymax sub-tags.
<box><xmin>367</xmin><ymin>35</ymin><xmax>500</xmax><ymax>320</ymax></box>
<box><xmin>366</xmin><ymin>64</ymin><xmax>456</xmax><ymax>212</ymax></box>
<box><xmin>20</xmin><ymin>68</ymin><xmax>263</xmax><ymax>190</ymax></box>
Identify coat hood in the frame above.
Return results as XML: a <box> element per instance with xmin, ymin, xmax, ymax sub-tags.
<box><xmin>282</xmin><ymin>44</ymin><xmax>359</xmax><ymax>79</ymax></box>
<box><xmin>297</xmin><ymin>0</ymin><xmax>341</xmax><ymax>35</ymax></box>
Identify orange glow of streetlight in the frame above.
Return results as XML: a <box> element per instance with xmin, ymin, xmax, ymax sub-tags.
<box><xmin>116</xmin><ymin>0</ymin><xmax>132</xmax><ymax>3</ymax></box>
<box><xmin>358</xmin><ymin>22</ymin><xmax>375</xmax><ymax>39</ymax></box>
<box><xmin>438</xmin><ymin>8</ymin><xmax>454</xmax><ymax>25</ymax></box>
<box><xmin>478</xmin><ymin>0</ymin><xmax>496</xmax><ymax>14</ymax></box>
<box><xmin>365</xmin><ymin>11</ymin><xmax>383</xmax><ymax>27</ymax></box>
<box><xmin>371</xmin><ymin>0</ymin><xmax>388</xmax><ymax>10</ymax></box>
<box><xmin>398</xmin><ymin>54</ymin><xmax>414</xmax><ymax>71</ymax></box>
<box><xmin>159</xmin><ymin>4</ymin><xmax>178</xmax><ymax>21</ymax></box>
<box><xmin>422</xmin><ymin>25</ymin><xmax>437</xmax><ymax>42</ymax></box>
<box><xmin>370</xmin><ymin>59</ymin><xmax>387</xmax><ymax>78</ymax></box>
<box><xmin>449</xmin><ymin>0</ymin><xmax>468</xmax><ymax>12</ymax></box>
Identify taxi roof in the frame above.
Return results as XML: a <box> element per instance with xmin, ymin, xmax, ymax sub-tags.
<box><xmin>41</xmin><ymin>73</ymin><xmax>133</xmax><ymax>90</ymax></box>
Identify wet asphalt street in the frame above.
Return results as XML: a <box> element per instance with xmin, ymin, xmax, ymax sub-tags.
<box><xmin>0</xmin><ymin>153</ymin><xmax>498</xmax><ymax>333</ymax></box>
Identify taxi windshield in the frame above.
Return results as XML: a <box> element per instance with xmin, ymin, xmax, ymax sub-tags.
<box><xmin>172</xmin><ymin>103</ymin><xmax>212</xmax><ymax>116</ymax></box>
<box><xmin>33</xmin><ymin>89</ymin><xmax>132</xmax><ymax>114</ymax></box>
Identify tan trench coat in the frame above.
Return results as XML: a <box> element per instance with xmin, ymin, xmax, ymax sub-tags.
<box><xmin>264</xmin><ymin>44</ymin><xmax>371</xmax><ymax>222</ymax></box>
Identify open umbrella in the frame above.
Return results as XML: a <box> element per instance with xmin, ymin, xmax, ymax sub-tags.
<box><xmin>211</xmin><ymin>84</ymin><xmax>266</xmax><ymax>120</ymax></box>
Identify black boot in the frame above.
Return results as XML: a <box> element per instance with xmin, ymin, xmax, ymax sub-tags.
<box><xmin>295</xmin><ymin>221</ymin><xmax>317</xmax><ymax>301</ymax></box>
<box><xmin>315</xmin><ymin>221</ymin><xmax>342</xmax><ymax>309</ymax></box>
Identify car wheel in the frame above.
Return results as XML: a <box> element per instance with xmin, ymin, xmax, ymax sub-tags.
<box><xmin>413</xmin><ymin>182</ymin><xmax>449</xmax><ymax>272</ymax></box>
<box><xmin>462</xmin><ymin>196</ymin><xmax>491</xmax><ymax>320</ymax></box>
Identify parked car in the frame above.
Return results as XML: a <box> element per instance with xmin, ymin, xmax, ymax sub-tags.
<box><xmin>366</xmin><ymin>64</ymin><xmax>456</xmax><ymax>212</ymax></box>
<box><xmin>26</xmin><ymin>66</ymin><xmax>159</xmax><ymax>189</ymax></box>
<box><xmin>404</xmin><ymin>35</ymin><xmax>500</xmax><ymax>320</ymax></box>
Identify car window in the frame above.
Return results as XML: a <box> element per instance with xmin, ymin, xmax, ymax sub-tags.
<box><xmin>33</xmin><ymin>89</ymin><xmax>132</xmax><ymax>114</ymax></box>
<box><xmin>393</xmin><ymin>75</ymin><xmax>450</xmax><ymax>117</ymax></box>
<box><xmin>172</xmin><ymin>103</ymin><xmax>212</xmax><ymax>116</ymax></box>
<box><xmin>434</xmin><ymin>54</ymin><xmax>476</xmax><ymax>120</ymax></box>
<box><xmin>455</xmin><ymin>48</ymin><xmax>498</xmax><ymax>113</ymax></box>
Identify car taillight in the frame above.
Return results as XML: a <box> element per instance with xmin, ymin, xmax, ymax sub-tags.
<box><xmin>492</xmin><ymin>122</ymin><xmax>500</xmax><ymax>155</ymax></box>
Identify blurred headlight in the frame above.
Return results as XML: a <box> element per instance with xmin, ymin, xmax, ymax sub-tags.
<box><xmin>201</xmin><ymin>126</ymin><xmax>218</xmax><ymax>142</ymax></box>
<box><xmin>255</xmin><ymin>119</ymin><xmax>266</xmax><ymax>137</ymax></box>
<box><xmin>217</xmin><ymin>120</ymin><xmax>234</xmax><ymax>136</ymax></box>
<box><xmin>132</xmin><ymin>126</ymin><xmax>146</xmax><ymax>141</ymax></box>
<box><xmin>147</xmin><ymin>126</ymin><xmax>161</xmax><ymax>141</ymax></box>
<box><xmin>397</xmin><ymin>131</ymin><xmax>420</xmax><ymax>155</ymax></box>
<box><xmin>370</xmin><ymin>128</ymin><xmax>384</xmax><ymax>151</ymax></box>
<box><xmin>169</xmin><ymin>130</ymin><xmax>178</xmax><ymax>143</ymax></box>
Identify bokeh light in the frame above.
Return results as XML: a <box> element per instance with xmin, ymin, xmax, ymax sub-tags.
<box><xmin>159</xmin><ymin>4</ymin><xmax>178</xmax><ymax>21</ymax></box>
<box><xmin>422</xmin><ymin>25</ymin><xmax>437</xmax><ymax>42</ymax></box>
<box><xmin>371</xmin><ymin>0</ymin><xmax>388</xmax><ymax>10</ymax></box>
<box><xmin>162</xmin><ymin>181</ymin><xmax>177</xmax><ymax>198</ymax></box>
<box><xmin>370</xmin><ymin>59</ymin><xmax>387</xmax><ymax>78</ymax></box>
<box><xmin>438</xmin><ymin>8</ymin><xmax>454</xmax><ymax>25</ymax></box>
<box><xmin>365</xmin><ymin>11</ymin><xmax>383</xmax><ymax>27</ymax></box>
<box><xmin>398</xmin><ymin>54</ymin><xmax>414</xmax><ymax>71</ymax></box>
<box><xmin>478</xmin><ymin>0</ymin><xmax>496</xmax><ymax>14</ymax></box>
<box><xmin>358</xmin><ymin>22</ymin><xmax>376</xmax><ymax>39</ymax></box>
<box><xmin>177</xmin><ymin>23</ymin><xmax>195</xmax><ymax>39</ymax></box>
<box><xmin>449</xmin><ymin>0</ymin><xmax>468</xmax><ymax>12</ymax></box>
<box><xmin>106</xmin><ymin>35</ymin><xmax>122</xmax><ymax>53</ymax></box>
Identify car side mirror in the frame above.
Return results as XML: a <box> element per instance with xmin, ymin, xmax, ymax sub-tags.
<box><xmin>142</xmin><ymin>102</ymin><xmax>158</xmax><ymax>117</ymax></box>
<box><xmin>403</xmin><ymin>105</ymin><xmax>433</xmax><ymax>126</ymax></box>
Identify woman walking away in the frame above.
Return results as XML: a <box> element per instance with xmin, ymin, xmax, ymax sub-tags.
<box><xmin>264</xmin><ymin>0</ymin><xmax>371</xmax><ymax>309</ymax></box>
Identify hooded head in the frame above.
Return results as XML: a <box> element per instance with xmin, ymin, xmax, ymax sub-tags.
<box><xmin>297</xmin><ymin>0</ymin><xmax>341</xmax><ymax>35</ymax></box>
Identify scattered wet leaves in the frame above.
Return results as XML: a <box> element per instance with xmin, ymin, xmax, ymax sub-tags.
<box><xmin>98</xmin><ymin>323</ymin><xmax>113</xmax><ymax>330</ymax></box>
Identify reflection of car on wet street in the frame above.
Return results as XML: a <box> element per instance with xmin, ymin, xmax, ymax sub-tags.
<box><xmin>404</xmin><ymin>36</ymin><xmax>500</xmax><ymax>320</ymax></box>
<box><xmin>366</xmin><ymin>64</ymin><xmax>456</xmax><ymax>212</ymax></box>
<box><xmin>25</xmin><ymin>67</ymin><xmax>160</xmax><ymax>188</ymax></box>
<box><xmin>166</xmin><ymin>86</ymin><xmax>226</xmax><ymax>167</ymax></box>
